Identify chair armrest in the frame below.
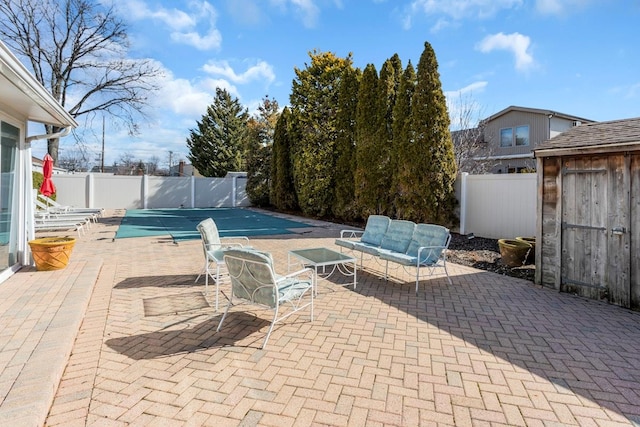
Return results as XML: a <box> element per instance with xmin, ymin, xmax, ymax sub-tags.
<box><xmin>206</xmin><ymin>241</ymin><xmax>246</xmax><ymax>251</ymax></box>
<box><xmin>417</xmin><ymin>245</ymin><xmax>448</xmax><ymax>263</ymax></box>
<box><xmin>340</xmin><ymin>229</ymin><xmax>364</xmax><ymax>238</ymax></box>
<box><xmin>221</xmin><ymin>236</ymin><xmax>250</xmax><ymax>245</ymax></box>
<box><xmin>279</xmin><ymin>267</ymin><xmax>314</xmax><ymax>281</ymax></box>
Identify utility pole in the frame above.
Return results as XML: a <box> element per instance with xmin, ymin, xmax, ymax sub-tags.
<box><xmin>168</xmin><ymin>151</ymin><xmax>173</xmax><ymax>176</ymax></box>
<box><xmin>101</xmin><ymin>116</ymin><xmax>105</xmax><ymax>173</ymax></box>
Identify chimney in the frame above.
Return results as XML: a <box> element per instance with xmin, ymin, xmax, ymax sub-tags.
<box><xmin>179</xmin><ymin>160</ymin><xmax>185</xmax><ymax>176</ymax></box>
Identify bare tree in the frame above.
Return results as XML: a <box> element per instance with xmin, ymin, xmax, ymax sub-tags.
<box><xmin>448</xmin><ymin>93</ymin><xmax>496</xmax><ymax>174</ymax></box>
<box><xmin>58</xmin><ymin>144</ymin><xmax>90</xmax><ymax>172</ymax></box>
<box><xmin>116</xmin><ymin>152</ymin><xmax>135</xmax><ymax>175</ymax></box>
<box><xmin>146</xmin><ymin>155</ymin><xmax>160</xmax><ymax>176</ymax></box>
<box><xmin>0</xmin><ymin>0</ymin><xmax>163</xmax><ymax>165</ymax></box>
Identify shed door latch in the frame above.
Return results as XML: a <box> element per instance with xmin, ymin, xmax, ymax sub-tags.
<box><xmin>611</xmin><ymin>226</ymin><xmax>626</xmax><ymax>235</ymax></box>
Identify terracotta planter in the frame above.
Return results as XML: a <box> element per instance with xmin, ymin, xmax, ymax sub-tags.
<box><xmin>498</xmin><ymin>238</ymin><xmax>531</xmax><ymax>267</ymax></box>
<box><xmin>515</xmin><ymin>236</ymin><xmax>535</xmax><ymax>264</ymax></box>
<box><xmin>28</xmin><ymin>237</ymin><xmax>76</xmax><ymax>271</ymax></box>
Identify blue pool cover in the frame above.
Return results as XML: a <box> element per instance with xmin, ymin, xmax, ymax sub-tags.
<box><xmin>114</xmin><ymin>208</ymin><xmax>313</xmax><ymax>242</ymax></box>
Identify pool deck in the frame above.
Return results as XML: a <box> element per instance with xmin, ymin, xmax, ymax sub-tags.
<box><xmin>1</xmin><ymin>209</ymin><xmax>640</xmax><ymax>426</ymax></box>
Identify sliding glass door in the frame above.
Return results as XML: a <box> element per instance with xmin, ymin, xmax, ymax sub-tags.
<box><xmin>0</xmin><ymin>121</ymin><xmax>18</xmax><ymax>270</ymax></box>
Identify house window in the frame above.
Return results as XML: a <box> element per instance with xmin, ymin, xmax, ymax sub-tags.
<box><xmin>500</xmin><ymin>128</ymin><xmax>513</xmax><ymax>147</ymax></box>
<box><xmin>500</xmin><ymin>125</ymin><xmax>530</xmax><ymax>147</ymax></box>
<box><xmin>515</xmin><ymin>125</ymin><xmax>529</xmax><ymax>146</ymax></box>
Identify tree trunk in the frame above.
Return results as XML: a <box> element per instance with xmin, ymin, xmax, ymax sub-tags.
<box><xmin>47</xmin><ymin>137</ymin><xmax>60</xmax><ymax>166</ymax></box>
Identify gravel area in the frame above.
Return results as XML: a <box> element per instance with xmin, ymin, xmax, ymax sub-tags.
<box><xmin>447</xmin><ymin>233</ymin><xmax>535</xmax><ymax>282</ymax></box>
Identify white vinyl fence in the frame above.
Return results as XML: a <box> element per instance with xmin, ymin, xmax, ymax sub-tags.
<box><xmin>50</xmin><ymin>172</ymin><xmax>535</xmax><ymax>240</ymax></box>
<box><xmin>52</xmin><ymin>173</ymin><xmax>249</xmax><ymax>209</ymax></box>
<box><xmin>457</xmin><ymin>172</ymin><xmax>536</xmax><ymax>240</ymax></box>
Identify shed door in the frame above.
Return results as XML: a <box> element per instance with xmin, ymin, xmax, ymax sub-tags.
<box><xmin>561</xmin><ymin>155</ymin><xmax>630</xmax><ymax>307</ymax></box>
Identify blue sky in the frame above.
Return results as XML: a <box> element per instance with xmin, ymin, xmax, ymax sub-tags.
<box><xmin>34</xmin><ymin>0</ymin><xmax>640</xmax><ymax>169</ymax></box>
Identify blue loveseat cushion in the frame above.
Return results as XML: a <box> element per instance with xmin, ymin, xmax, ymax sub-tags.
<box><xmin>360</xmin><ymin>215</ymin><xmax>390</xmax><ymax>246</ymax></box>
<box><xmin>406</xmin><ymin>224</ymin><xmax>449</xmax><ymax>265</ymax></box>
<box><xmin>380</xmin><ymin>220</ymin><xmax>415</xmax><ymax>254</ymax></box>
<box><xmin>335</xmin><ymin>238</ymin><xmax>356</xmax><ymax>250</ymax></box>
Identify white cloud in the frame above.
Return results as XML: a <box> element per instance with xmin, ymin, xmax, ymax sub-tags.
<box><xmin>404</xmin><ymin>0</ymin><xmax>523</xmax><ymax>29</ymax></box>
<box><xmin>202</xmin><ymin>60</ymin><xmax>276</xmax><ymax>85</ymax></box>
<box><xmin>535</xmin><ymin>0</ymin><xmax>591</xmax><ymax>15</ymax></box>
<box><xmin>201</xmin><ymin>78</ymin><xmax>241</xmax><ymax>99</ymax></box>
<box><xmin>269</xmin><ymin>0</ymin><xmax>321</xmax><ymax>28</ymax></box>
<box><xmin>154</xmin><ymin>76</ymin><xmax>213</xmax><ymax>118</ymax></box>
<box><xmin>445</xmin><ymin>82</ymin><xmax>489</xmax><ymax>129</ymax></box>
<box><xmin>171</xmin><ymin>30</ymin><xmax>222</xmax><ymax>51</ymax></box>
<box><xmin>114</xmin><ymin>0</ymin><xmax>196</xmax><ymax>30</ymax></box>
<box><xmin>445</xmin><ymin>81</ymin><xmax>488</xmax><ymax>98</ymax></box>
<box><xmin>476</xmin><ymin>32</ymin><xmax>535</xmax><ymax>72</ymax></box>
<box><xmin>114</xmin><ymin>0</ymin><xmax>222</xmax><ymax>50</ymax></box>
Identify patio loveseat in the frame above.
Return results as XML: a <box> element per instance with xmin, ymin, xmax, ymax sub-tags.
<box><xmin>335</xmin><ymin>215</ymin><xmax>452</xmax><ymax>294</ymax></box>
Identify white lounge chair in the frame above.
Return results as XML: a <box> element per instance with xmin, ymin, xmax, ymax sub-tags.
<box><xmin>37</xmin><ymin>193</ymin><xmax>104</xmax><ymax>217</ymax></box>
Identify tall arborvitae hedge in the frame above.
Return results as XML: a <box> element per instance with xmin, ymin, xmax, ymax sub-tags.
<box><xmin>246</xmin><ymin>97</ymin><xmax>279</xmax><ymax>207</ymax></box>
<box><xmin>332</xmin><ymin>67</ymin><xmax>361</xmax><ymax>221</ymax></box>
<box><xmin>399</xmin><ymin>42</ymin><xmax>457</xmax><ymax>225</ymax></box>
<box><xmin>392</xmin><ymin>62</ymin><xmax>416</xmax><ymax>218</ymax></box>
<box><xmin>354</xmin><ymin>63</ymin><xmax>382</xmax><ymax>217</ymax></box>
<box><xmin>289</xmin><ymin>50</ymin><xmax>354</xmax><ymax>217</ymax></box>
<box><xmin>376</xmin><ymin>54</ymin><xmax>403</xmax><ymax>216</ymax></box>
<box><xmin>270</xmin><ymin>107</ymin><xmax>298</xmax><ymax>211</ymax></box>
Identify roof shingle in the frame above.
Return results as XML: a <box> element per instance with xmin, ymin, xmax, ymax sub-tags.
<box><xmin>535</xmin><ymin>116</ymin><xmax>640</xmax><ymax>153</ymax></box>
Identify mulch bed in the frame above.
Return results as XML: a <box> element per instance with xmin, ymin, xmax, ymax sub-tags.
<box><xmin>447</xmin><ymin>233</ymin><xmax>535</xmax><ymax>282</ymax></box>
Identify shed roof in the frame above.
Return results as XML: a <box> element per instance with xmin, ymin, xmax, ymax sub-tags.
<box><xmin>534</xmin><ymin>116</ymin><xmax>640</xmax><ymax>156</ymax></box>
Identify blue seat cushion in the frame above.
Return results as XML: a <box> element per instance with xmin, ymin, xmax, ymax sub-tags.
<box><xmin>360</xmin><ymin>215</ymin><xmax>390</xmax><ymax>246</ymax></box>
<box><xmin>380</xmin><ymin>220</ymin><xmax>415</xmax><ymax>254</ymax></box>
<box><xmin>405</xmin><ymin>224</ymin><xmax>449</xmax><ymax>265</ymax></box>
<box><xmin>335</xmin><ymin>238</ymin><xmax>356</xmax><ymax>250</ymax></box>
<box><xmin>378</xmin><ymin>250</ymin><xmax>418</xmax><ymax>266</ymax></box>
<box><xmin>352</xmin><ymin>241</ymin><xmax>381</xmax><ymax>256</ymax></box>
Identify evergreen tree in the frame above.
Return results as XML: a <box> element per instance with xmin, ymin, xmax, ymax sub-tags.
<box><xmin>400</xmin><ymin>42</ymin><xmax>457</xmax><ymax>225</ymax></box>
<box><xmin>289</xmin><ymin>50</ymin><xmax>354</xmax><ymax>217</ymax></box>
<box><xmin>332</xmin><ymin>67</ymin><xmax>361</xmax><ymax>221</ymax></box>
<box><xmin>270</xmin><ymin>107</ymin><xmax>298</xmax><ymax>211</ymax></box>
<box><xmin>186</xmin><ymin>88</ymin><xmax>249</xmax><ymax>177</ymax></box>
<box><xmin>246</xmin><ymin>97</ymin><xmax>279</xmax><ymax>206</ymax></box>
<box><xmin>392</xmin><ymin>62</ymin><xmax>417</xmax><ymax>218</ymax></box>
<box><xmin>354</xmin><ymin>63</ymin><xmax>382</xmax><ymax>216</ymax></box>
<box><xmin>375</xmin><ymin>54</ymin><xmax>403</xmax><ymax>216</ymax></box>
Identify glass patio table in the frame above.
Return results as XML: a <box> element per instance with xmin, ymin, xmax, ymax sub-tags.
<box><xmin>288</xmin><ymin>247</ymin><xmax>357</xmax><ymax>295</ymax></box>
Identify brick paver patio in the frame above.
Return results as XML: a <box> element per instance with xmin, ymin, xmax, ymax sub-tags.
<box><xmin>1</xmin><ymin>209</ymin><xmax>640</xmax><ymax>426</ymax></box>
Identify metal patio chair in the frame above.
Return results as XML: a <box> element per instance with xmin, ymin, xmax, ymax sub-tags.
<box><xmin>196</xmin><ymin>218</ymin><xmax>250</xmax><ymax>310</ymax></box>
<box><xmin>216</xmin><ymin>248</ymin><xmax>314</xmax><ymax>349</ymax></box>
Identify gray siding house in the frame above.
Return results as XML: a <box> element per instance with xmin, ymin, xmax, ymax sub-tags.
<box><xmin>456</xmin><ymin>106</ymin><xmax>595</xmax><ymax>173</ymax></box>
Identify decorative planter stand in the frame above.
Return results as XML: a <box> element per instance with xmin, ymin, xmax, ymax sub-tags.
<box><xmin>28</xmin><ymin>237</ymin><xmax>76</xmax><ymax>271</ymax></box>
<box><xmin>498</xmin><ymin>238</ymin><xmax>532</xmax><ymax>267</ymax></box>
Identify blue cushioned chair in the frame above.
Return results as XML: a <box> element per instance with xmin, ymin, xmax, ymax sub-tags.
<box><xmin>216</xmin><ymin>249</ymin><xmax>314</xmax><ymax>349</ymax></box>
<box><xmin>196</xmin><ymin>218</ymin><xmax>250</xmax><ymax>310</ymax></box>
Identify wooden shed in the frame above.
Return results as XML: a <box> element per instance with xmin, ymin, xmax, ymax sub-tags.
<box><xmin>534</xmin><ymin>117</ymin><xmax>640</xmax><ymax>309</ymax></box>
